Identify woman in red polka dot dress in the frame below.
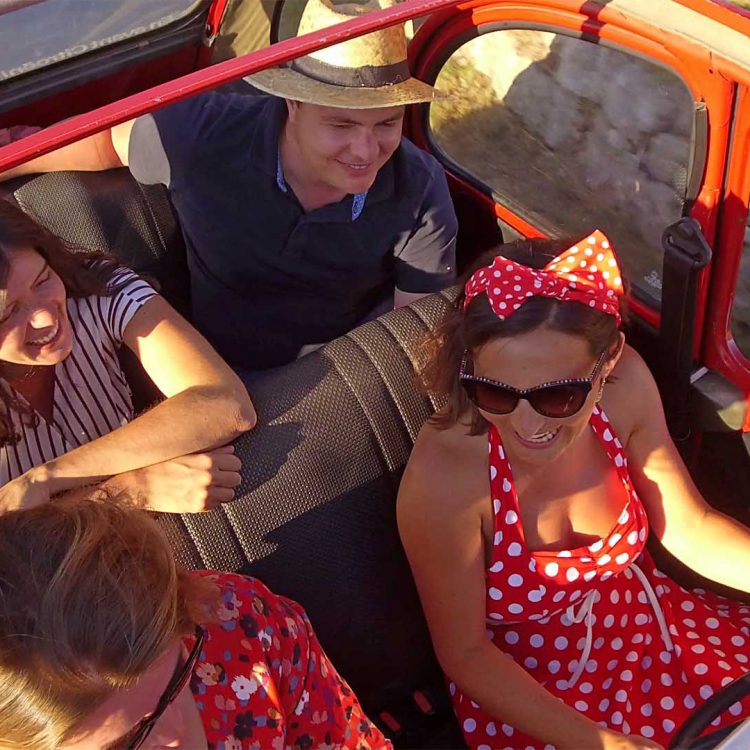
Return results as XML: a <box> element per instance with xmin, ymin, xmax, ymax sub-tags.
<box><xmin>398</xmin><ymin>230</ymin><xmax>750</xmax><ymax>750</ymax></box>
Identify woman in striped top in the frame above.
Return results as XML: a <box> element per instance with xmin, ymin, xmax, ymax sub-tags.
<box><xmin>0</xmin><ymin>199</ymin><xmax>256</xmax><ymax>513</ymax></box>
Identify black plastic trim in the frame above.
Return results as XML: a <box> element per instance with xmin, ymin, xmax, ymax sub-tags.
<box><xmin>270</xmin><ymin>0</ymin><xmax>285</xmax><ymax>44</ymax></box>
<box><xmin>658</xmin><ymin>217</ymin><xmax>712</xmax><ymax>439</ymax></box>
<box><xmin>0</xmin><ymin>0</ymin><xmax>211</xmax><ymax>115</ymax></box>
<box><xmin>669</xmin><ymin>672</ymin><xmax>750</xmax><ymax>748</ymax></box>
<box><xmin>690</xmin><ymin>367</ymin><xmax>747</xmax><ymax>432</ymax></box>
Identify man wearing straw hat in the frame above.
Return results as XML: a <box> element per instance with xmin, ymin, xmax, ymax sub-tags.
<box><xmin>0</xmin><ymin>0</ymin><xmax>457</xmax><ymax>371</ymax></box>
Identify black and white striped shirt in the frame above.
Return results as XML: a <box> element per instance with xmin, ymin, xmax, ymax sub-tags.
<box><xmin>0</xmin><ymin>272</ymin><xmax>157</xmax><ymax>484</ymax></box>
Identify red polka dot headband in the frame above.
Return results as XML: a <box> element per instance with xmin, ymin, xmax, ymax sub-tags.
<box><xmin>463</xmin><ymin>229</ymin><xmax>623</xmax><ymax>326</ymax></box>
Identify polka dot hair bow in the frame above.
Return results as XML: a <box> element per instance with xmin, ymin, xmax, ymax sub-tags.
<box><xmin>464</xmin><ymin>229</ymin><xmax>623</xmax><ymax>326</ymax></box>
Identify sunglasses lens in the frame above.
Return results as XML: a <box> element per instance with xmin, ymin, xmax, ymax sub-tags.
<box><xmin>464</xmin><ymin>382</ymin><xmax>518</xmax><ymax>414</ymax></box>
<box><xmin>530</xmin><ymin>385</ymin><xmax>588</xmax><ymax>418</ymax></box>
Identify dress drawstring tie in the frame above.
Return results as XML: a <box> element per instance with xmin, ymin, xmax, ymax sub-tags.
<box><xmin>566</xmin><ymin>591</ymin><xmax>597</xmax><ymax>688</ymax></box>
<box><xmin>631</xmin><ymin>562</ymin><xmax>675</xmax><ymax>651</ymax></box>
<box><xmin>566</xmin><ymin>562</ymin><xmax>674</xmax><ymax>688</ymax></box>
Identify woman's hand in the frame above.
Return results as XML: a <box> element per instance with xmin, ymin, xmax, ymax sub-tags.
<box><xmin>598</xmin><ymin>729</ymin><xmax>665</xmax><ymax>750</ymax></box>
<box><xmin>111</xmin><ymin>446</ymin><xmax>242</xmax><ymax>513</ymax></box>
<box><xmin>0</xmin><ymin>466</ymin><xmax>53</xmax><ymax>513</ymax></box>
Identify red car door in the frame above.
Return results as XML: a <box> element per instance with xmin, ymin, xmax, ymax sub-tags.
<box><xmin>406</xmin><ymin>0</ymin><xmax>750</xmax><ymax>512</ymax></box>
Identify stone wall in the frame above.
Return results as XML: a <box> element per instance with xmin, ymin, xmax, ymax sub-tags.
<box><xmin>434</xmin><ymin>29</ymin><xmax>695</xmax><ymax>300</ymax></box>
<box><xmin>432</xmin><ymin>29</ymin><xmax>750</xmax><ymax>353</ymax></box>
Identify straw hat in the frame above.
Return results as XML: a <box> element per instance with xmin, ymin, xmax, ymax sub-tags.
<box><xmin>246</xmin><ymin>0</ymin><xmax>445</xmax><ymax>109</ymax></box>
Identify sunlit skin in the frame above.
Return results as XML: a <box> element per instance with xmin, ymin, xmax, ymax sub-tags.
<box><xmin>0</xmin><ymin>246</ymin><xmax>73</xmax><ymax>367</ymax></box>
<box><xmin>400</xmin><ymin>323</ymin><xmax>750</xmax><ymax>750</ymax></box>
<box><xmin>59</xmin><ymin>638</ymin><xmax>208</xmax><ymax>750</ymax></box>
<box><xmin>281</xmin><ymin>101</ymin><xmax>404</xmax><ymax>211</ymax></box>
<box><xmin>471</xmin><ymin>326</ymin><xmax>622</xmax><ymax>472</ymax></box>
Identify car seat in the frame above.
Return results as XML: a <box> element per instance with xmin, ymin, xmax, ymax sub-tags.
<box><xmin>158</xmin><ymin>290</ymin><xmax>466</xmax><ymax>747</ymax></box>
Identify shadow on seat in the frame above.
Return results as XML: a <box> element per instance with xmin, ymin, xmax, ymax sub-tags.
<box><xmin>158</xmin><ymin>290</ymin><xmax>468</xmax><ymax>748</ymax></box>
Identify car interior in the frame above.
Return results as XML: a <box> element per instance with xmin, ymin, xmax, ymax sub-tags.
<box><xmin>2</xmin><ymin>161</ymin><xmax>749</xmax><ymax>749</ymax></box>
<box><xmin>2</xmin><ymin>2</ymin><xmax>750</xmax><ymax>746</ymax></box>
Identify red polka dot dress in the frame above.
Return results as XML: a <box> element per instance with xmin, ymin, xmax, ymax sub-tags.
<box><xmin>449</xmin><ymin>406</ymin><xmax>750</xmax><ymax>750</ymax></box>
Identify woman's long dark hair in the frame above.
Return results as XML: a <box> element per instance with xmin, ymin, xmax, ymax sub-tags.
<box><xmin>419</xmin><ymin>237</ymin><xmax>625</xmax><ymax>435</ymax></box>
<box><xmin>0</xmin><ymin>199</ymin><xmax>126</xmax><ymax>446</ymax></box>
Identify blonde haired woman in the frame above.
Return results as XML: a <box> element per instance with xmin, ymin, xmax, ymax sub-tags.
<box><xmin>0</xmin><ymin>496</ymin><xmax>389</xmax><ymax>749</ymax></box>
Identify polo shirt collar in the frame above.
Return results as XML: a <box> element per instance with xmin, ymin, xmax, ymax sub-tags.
<box><xmin>251</xmin><ymin>96</ymin><xmax>287</xmax><ymax>180</ymax></box>
<box><xmin>276</xmin><ymin>149</ymin><xmax>368</xmax><ymax>222</ymax></box>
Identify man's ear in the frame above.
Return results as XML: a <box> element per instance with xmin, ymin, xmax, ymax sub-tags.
<box><xmin>285</xmin><ymin>99</ymin><xmax>300</xmax><ymax>122</ymax></box>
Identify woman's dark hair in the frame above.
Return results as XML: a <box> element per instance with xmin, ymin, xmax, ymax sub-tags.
<box><xmin>419</xmin><ymin>237</ymin><xmax>626</xmax><ymax>435</ymax></box>
<box><xmin>0</xmin><ymin>199</ymin><xmax>126</xmax><ymax>445</ymax></box>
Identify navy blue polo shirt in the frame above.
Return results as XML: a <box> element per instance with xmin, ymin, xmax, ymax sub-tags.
<box><xmin>128</xmin><ymin>93</ymin><xmax>457</xmax><ymax>370</ymax></box>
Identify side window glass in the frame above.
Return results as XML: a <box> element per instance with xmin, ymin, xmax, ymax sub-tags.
<box><xmin>429</xmin><ymin>29</ymin><xmax>696</xmax><ymax>307</ymax></box>
<box><xmin>731</xmin><ymin>209</ymin><xmax>750</xmax><ymax>356</ymax></box>
<box><xmin>0</xmin><ymin>0</ymin><xmax>204</xmax><ymax>82</ymax></box>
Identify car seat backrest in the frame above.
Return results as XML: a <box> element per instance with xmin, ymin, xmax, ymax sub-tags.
<box><xmin>158</xmin><ymin>291</ymin><xmax>458</xmax><ymax>718</ymax></box>
<box><xmin>2</xmin><ymin>169</ymin><xmax>190</xmax><ymax>314</ymax></box>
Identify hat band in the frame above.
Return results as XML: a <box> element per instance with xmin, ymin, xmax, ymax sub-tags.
<box><xmin>290</xmin><ymin>56</ymin><xmax>411</xmax><ymax>88</ymax></box>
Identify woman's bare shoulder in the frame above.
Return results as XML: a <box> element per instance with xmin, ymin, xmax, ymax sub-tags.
<box><xmin>602</xmin><ymin>343</ymin><xmax>663</xmax><ymax>440</ymax></box>
<box><xmin>400</xmin><ymin>414</ymin><xmax>488</xmax><ymax>518</ymax></box>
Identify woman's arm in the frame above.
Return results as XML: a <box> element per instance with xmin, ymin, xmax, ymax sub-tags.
<box><xmin>620</xmin><ymin>349</ymin><xmax>750</xmax><ymax>593</ymax></box>
<box><xmin>397</xmin><ymin>426</ymin><xmax>656</xmax><ymax>750</ymax></box>
<box><xmin>0</xmin><ymin>121</ymin><xmax>132</xmax><ymax>181</ymax></box>
<box><xmin>20</xmin><ymin>295</ymin><xmax>256</xmax><ymax>500</ymax></box>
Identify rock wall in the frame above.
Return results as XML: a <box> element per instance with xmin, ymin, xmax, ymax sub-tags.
<box><xmin>434</xmin><ymin>29</ymin><xmax>750</xmax><ymax>353</ymax></box>
<box><xmin>444</xmin><ymin>29</ymin><xmax>695</xmax><ymax>298</ymax></box>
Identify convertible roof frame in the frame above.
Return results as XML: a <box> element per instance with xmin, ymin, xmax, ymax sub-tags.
<box><xmin>606</xmin><ymin>0</ymin><xmax>750</xmax><ymax>78</ymax></box>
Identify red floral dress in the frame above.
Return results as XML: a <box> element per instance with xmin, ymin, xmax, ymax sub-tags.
<box><xmin>187</xmin><ymin>571</ymin><xmax>390</xmax><ymax>750</ymax></box>
<box><xmin>450</xmin><ymin>406</ymin><xmax>750</xmax><ymax>750</ymax></box>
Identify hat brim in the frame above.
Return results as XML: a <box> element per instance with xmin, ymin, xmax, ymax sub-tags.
<box><xmin>245</xmin><ymin>67</ymin><xmax>446</xmax><ymax>109</ymax></box>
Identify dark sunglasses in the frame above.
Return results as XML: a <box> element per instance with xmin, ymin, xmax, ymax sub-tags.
<box><xmin>459</xmin><ymin>350</ymin><xmax>608</xmax><ymax>419</ymax></box>
<box><xmin>110</xmin><ymin>625</ymin><xmax>204</xmax><ymax>750</ymax></box>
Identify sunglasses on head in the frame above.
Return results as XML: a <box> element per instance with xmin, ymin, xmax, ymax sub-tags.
<box><xmin>104</xmin><ymin>625</ymin><xmax>204</xmax><ymax>750</ymax></box>
<box><xmin>459</xmin><ymin>349</ymin><xmax>608</xmax><ymax>419</ymax></box>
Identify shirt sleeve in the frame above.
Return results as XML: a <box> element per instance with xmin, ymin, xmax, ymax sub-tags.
<box><xmin>394</xmin><ymin>165</ymin><xmax>458</xmax><ymax>294</ymax></box>
<box><xmin>127</xmin><ymin>92</ymin><xmax>239</xmax><ymax>188</ymax></box>
<box><xmin>216</xmin><ymin>573</ymin><xmax>390</xmax><ymax>749</ymax></box>
<box><xmin>272</xmin><ymin>592</ymin><xmax>390</xmax><ymax>749</ymax></box>
<box><xmin>190</xmin><ymin>572</ymin><xmax>392</xmax><ymax>749</ymax></box>
<box><xmin>128</xmin><ymin>114</ymin><xmax>171</xmax><ymax>186</ymax></box>
<box><xmin>97</xmin><ymin>269</ymin><xmax>158</xmax><ymax>344</ymax></box>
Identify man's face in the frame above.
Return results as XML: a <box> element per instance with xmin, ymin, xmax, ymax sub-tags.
<box><xmin>285</xmin><ymin>101</ymin><xmax>405</xmax><ymax>195</ymax></box>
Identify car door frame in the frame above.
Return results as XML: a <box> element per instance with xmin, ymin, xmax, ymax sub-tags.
<box><xmin>405</xmin><ymin>0</ymin><xmax>750</xmax><ymax>461</ymax></box>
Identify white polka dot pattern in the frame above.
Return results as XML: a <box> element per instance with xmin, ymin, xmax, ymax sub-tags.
<box><xmin>449</xmin><ymin>406</ymin><xmax>750</xmax><ymax>750</ymax></box>
<box><xmin>463</xmin><ymin>229</ymin><xmax>623</xmax><ymax>325</ymax></box>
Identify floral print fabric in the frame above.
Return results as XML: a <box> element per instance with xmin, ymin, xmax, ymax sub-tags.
<box><xmin>188</xmin><ymin>571</ymin><xmax>390</xmax><ymax>750</ymax></box>
<box><xmin>449</xmin><ymin>406</ymin><xmax>750</xmax><ymax>749</ymax></box>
